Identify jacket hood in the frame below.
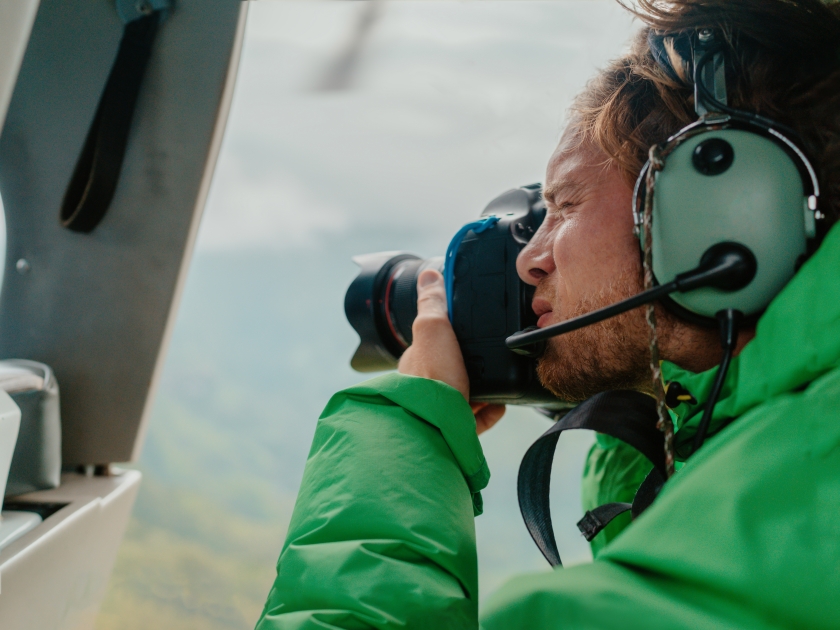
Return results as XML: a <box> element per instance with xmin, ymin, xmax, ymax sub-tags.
<box><xmin>663</xmin><ymin>222</ymin><xmax>840</xmax><ymax>456</ymax></box>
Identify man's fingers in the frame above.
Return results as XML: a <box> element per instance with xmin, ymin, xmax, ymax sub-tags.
<box><xmin>401</xmin><ymin>267</ymin><xmax>469</xmax><ymax>400</ymax></box>
<box><xmin>415</xmin><ymin>269</ymin><xmax>448</xmax><ymax>318</ymax></box>
<box><xmin>473</xmin><ymin>403</ymin><xmax>506</xmax><ymax>435</ymax></box>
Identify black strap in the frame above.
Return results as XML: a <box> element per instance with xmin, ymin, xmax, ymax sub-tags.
<box><xmin>518</xmin><ymin>390</ymin><xmax>665</xmax><ymax>567</ymax></box>
<box><xmin>631</xmin><ymin>466</ymin><xmax>666</xmax><ymax>518</ymax></box>
<box><xmin>575</xmin><ymin>464</ymin><xmax>667</xmax><ymax>542</ymax></box>
<box><xmin>577</xmin><ymin>502</ymin><xmax>632</xmax><ymax>542</ymax></box>
<box><xmin>61</xmin><ymin>12</ymin><xmax>162</xmax><ymax>233</ymax></box>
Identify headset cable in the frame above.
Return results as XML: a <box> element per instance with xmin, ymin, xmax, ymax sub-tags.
<box><xmin>690</xmin><ymin>308</ymin><xmax>743</xmax><ymax>454</ymax></box>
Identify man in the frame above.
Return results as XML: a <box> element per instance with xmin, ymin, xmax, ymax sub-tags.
<box><xmin>257</xmin><ymin>1</ymin><xmax>840</xmax><ymax>627</ymax></box>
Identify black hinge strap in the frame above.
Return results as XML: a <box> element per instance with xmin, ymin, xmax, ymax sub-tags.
<box><xmin>60</xmin><ymin>12</ymin><xmax>162</xmax><ymax>233</ymax></box>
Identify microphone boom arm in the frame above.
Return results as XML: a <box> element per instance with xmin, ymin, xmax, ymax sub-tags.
<box><xmin>506</xmin><ymin>242</ymin><xmax>756</xmax><ymax>352</ymax></box>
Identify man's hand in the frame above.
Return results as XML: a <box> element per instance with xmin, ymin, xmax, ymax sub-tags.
<box><xmin>399</xmin><ymin>269</ymin><xmax>505</xmax><ymax>435</ymax></box>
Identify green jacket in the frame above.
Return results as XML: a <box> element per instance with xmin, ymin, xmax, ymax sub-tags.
<box><xmin>257</xmin><ymin>223</ymin><xmax>840</xmax><ymax>629</ymax></box>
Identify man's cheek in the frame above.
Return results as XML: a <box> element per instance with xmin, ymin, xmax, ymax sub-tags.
<box><xmin>552</xmin><ymin>257</ymin><xmax>587</xmax><ymax>318</ymax></box>
<box><xmin>553</xmin><ymin>282</ymin><xmax>579</xmax><ymax>321</ymax></box>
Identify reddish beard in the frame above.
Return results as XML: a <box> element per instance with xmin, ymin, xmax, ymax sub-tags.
<box><xmin>535</xmin><ymin>269</ymin><xmax>654</xmax><ymax>402</ymax></box>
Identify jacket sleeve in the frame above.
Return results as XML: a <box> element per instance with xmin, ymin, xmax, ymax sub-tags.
<box><xmin>256</xmin><ymin>373</ymin><xmax>489</xmax><ymax>630</ymax></box>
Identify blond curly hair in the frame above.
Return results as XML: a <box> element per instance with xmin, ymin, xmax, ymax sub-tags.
<box><xmin>572</xmin><ymin>0</ymin><xmax>840</xmax><ymax>227</ymax></box>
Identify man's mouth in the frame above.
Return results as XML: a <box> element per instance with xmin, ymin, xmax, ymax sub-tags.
<box><xmin>532</xmin><ymin>297</ymin><xmax>553</xmax><ymax>328</ymax></box>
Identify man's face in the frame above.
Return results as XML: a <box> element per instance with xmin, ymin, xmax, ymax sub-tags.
<box><xmin>516</xmin><ymin>131</ymin><xmax>719</xmax><ymax>401</ymax></box>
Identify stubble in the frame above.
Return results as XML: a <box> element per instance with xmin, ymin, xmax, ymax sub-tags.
<box><xmin>536</xmin><ymin>269</ymin><xmax>655</xmax><ymax>402</ymax></box>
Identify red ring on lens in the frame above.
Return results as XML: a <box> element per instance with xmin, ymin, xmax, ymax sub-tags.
<box><xmin>383</xmin><ymin>267</ymin><xmax>408</xmax><ymax>350</ymax></box>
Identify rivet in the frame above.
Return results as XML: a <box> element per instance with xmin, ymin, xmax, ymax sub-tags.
<box><xmin>698</xmin><ymin>29</ymin><xmax>714</xmax><ymax>43</ymax></box>
<box><xmin>16</xmin><ymin>259</ymin><xmax>30</xmax><ymax>274</ymax></box>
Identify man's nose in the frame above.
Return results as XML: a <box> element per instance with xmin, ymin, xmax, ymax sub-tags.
<box><xmin>516</xmin><ymin>225</ymin><xmax>555</xmax><ymax>286</ymax></box>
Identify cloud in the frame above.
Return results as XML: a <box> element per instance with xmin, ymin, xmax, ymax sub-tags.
<box><xmin>196</xmin><ymin>1</ymin><xmax>637</xmax><ymax>253</ymax></box>
<box><xmin>197</xmin><ymin>152</ymin><xmax>348</xmax><ymax>251</ymax></box>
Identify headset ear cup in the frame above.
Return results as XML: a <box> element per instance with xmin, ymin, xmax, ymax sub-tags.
<box><xmin>642</xmin><ymin>122</ymin><xmax>815</xmax><ymax>320</ymax></box>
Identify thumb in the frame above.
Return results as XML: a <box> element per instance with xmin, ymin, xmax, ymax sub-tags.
<box><xmin>416</xmin><ymin>269</ymin><xmax>448</xmax><ymax>318</ymax></box>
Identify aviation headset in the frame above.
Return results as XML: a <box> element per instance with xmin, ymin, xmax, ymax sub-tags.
<box><xmin>514</xmin><ymin>27</ymin><xmax>828</xmax><ymax>567</ymax></box>
<box><xmin>637</xmin><ymin>27</ymin><xmax>823</xmax><ymax>324</ymax></box>
<box><xmin>507</xmin><ymin>26</ymin><xmax>824</xmax><ymax>349</ymax></box>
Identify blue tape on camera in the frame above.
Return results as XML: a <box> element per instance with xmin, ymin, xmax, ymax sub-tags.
<box><xmin>443</xmin><ymin>216</ymin><xmax>500</xmax><ymax>323</ymax></box>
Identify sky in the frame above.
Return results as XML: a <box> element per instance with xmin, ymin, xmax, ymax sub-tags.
<box><xmin>197</xmin><ymin>1</ymin><xmax>638</xmax><ymax>255</ymax></box>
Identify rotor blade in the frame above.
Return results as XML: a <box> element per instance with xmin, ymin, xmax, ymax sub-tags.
<box><xmin>313</xmin><ymin>0</ymin><xmax>383</xmax><ymax>91</ymax></box>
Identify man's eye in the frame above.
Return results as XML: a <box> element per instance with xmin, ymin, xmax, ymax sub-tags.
<box><xmin>544</xmin><ymin>200</ymin><xmax>576</xmax><ymax>224</ymax></box>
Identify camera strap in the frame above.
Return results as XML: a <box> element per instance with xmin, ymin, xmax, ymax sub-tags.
<box><xmin>518</xmin><ymin>390</ymin><xmax>667</xmax><ymax>567</ymax></box>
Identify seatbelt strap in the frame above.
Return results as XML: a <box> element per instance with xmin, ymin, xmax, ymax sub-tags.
<box><xmin>517</xmin><ymin>390</ymin><xmax>667</xmax><ymax>567</ymax></box>
<box><xmin>61</xmin><ymin>5</ymin><xmax>169</xmax><ymax>232</ymax></box>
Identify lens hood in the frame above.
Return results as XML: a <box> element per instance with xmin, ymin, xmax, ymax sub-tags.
<box><xmin>345</xmin><ymin>251</ymin><xmax>420</xmax><ymax>372</ymax></box>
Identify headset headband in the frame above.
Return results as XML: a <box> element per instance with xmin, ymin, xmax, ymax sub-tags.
<box><xmin>635</xmin><ymin>28</ymin><xmax>824</xmax><ymax>240</ymax></box>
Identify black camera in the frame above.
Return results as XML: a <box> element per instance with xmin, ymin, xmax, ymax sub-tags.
<box><xmin>344</xmin><ymin>184</ymin><xmax>570</xmax><ymax>409</ymax></box>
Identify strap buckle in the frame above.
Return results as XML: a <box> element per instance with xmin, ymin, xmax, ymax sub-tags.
<box><xmin>577</xmin><ymin>502</ymin><xmax>633</xmax><ymax>542</ymax></box>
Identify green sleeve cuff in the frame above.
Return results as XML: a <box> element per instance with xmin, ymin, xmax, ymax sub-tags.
<box><xmin>261</xmin><ymin>372</ymin><xmax>484</xmax><ymax>627</ymax></box>
<box><xmin>324</xmin><ymin>372</ymin><xmax>491</xmax><ymax>514</ymax></box>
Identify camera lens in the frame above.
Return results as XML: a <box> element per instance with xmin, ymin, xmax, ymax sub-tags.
<box><xmin>387</xmin><ymin>259</ymin><xmax>423</xmax><ymax>347</ymax></box>
<box><xmin>345</xmin><ymin>252</ymin><xmax>442</xmax><ymax>372</ymax></box>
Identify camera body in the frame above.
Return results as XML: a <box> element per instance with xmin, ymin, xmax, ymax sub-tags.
<box><xmin>345</xmin><ymin>184</ymin><xmax>569</xmax><ymax>409</ymax></box>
